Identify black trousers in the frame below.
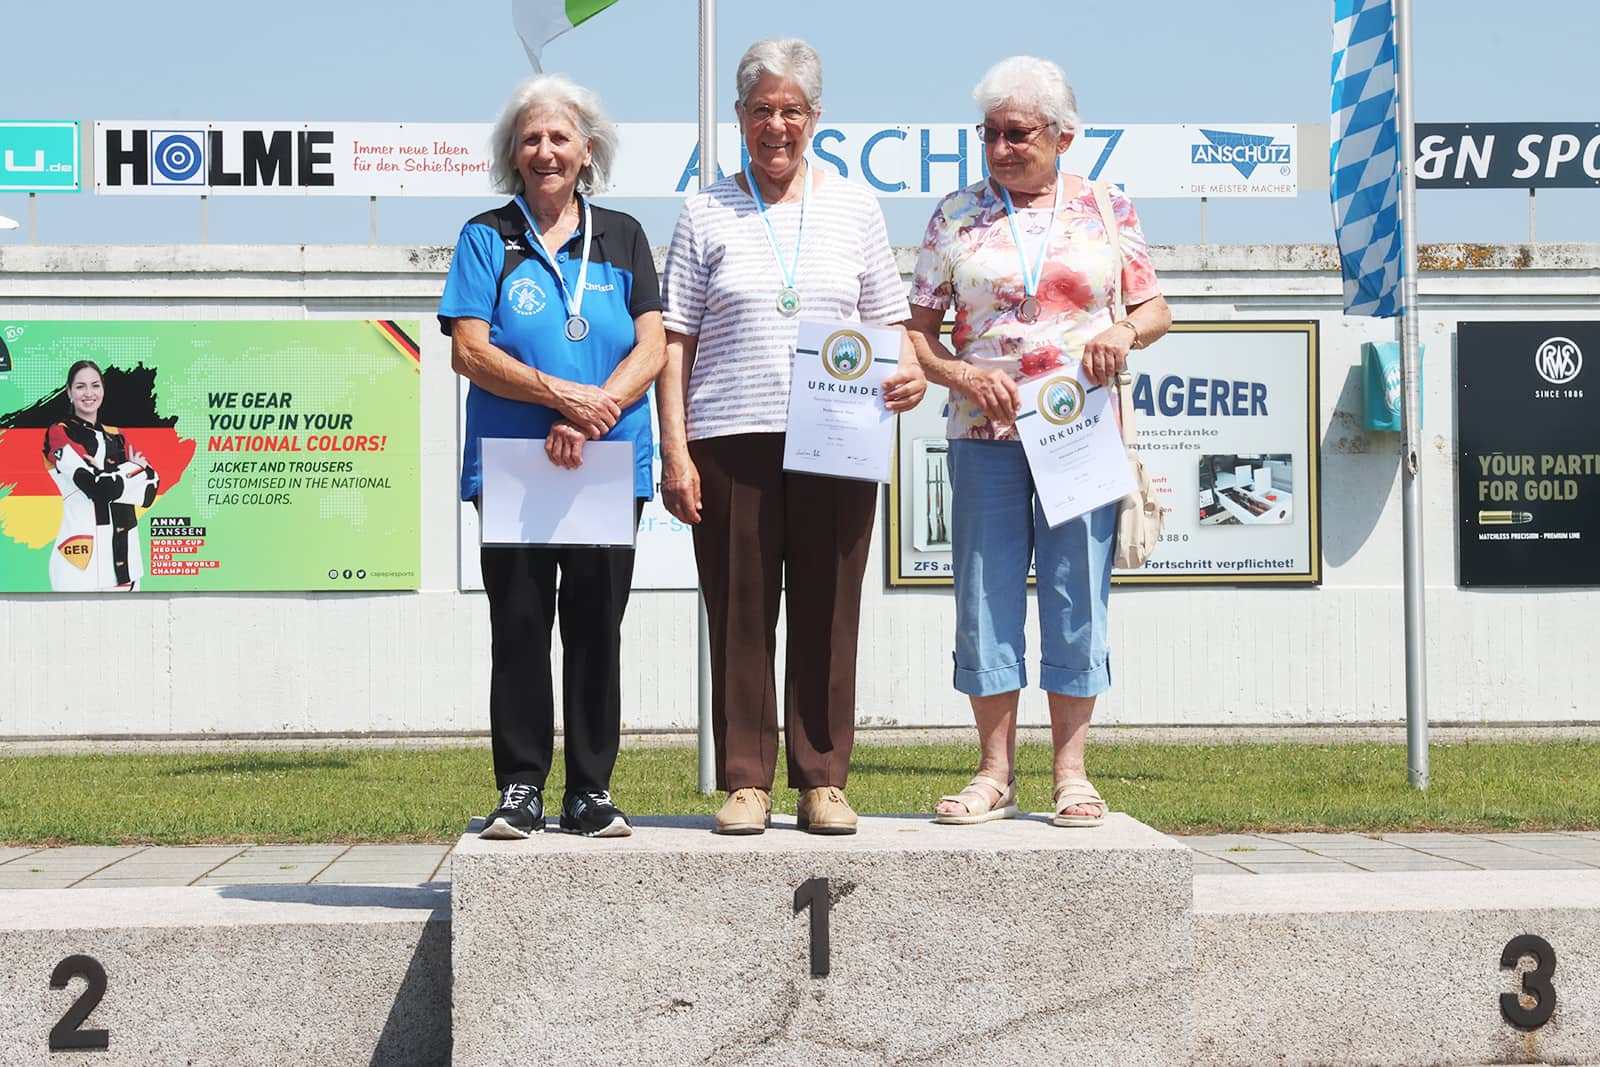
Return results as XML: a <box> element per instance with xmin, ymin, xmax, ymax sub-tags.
<box><xmin>480</xmin><ymin>504</ymin><xmax>641</xmax><ymax>793</ymax></box>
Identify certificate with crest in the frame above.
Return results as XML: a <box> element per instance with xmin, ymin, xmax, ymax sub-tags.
<box><xmin>1016</xmin><ymin>370</ymin><xmax>1135</xmax><ymax>526</ymax></box>
<box><xmin>782</xmin><ymin>320</ymin><xmax>900</xmax><ymax>483</ymax></box>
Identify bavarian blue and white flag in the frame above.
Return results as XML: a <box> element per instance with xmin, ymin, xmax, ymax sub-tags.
<box><xmin>1330</xmin><ymin>0</ymin><xmax>1402</xmax><ymax>317</ymax></box>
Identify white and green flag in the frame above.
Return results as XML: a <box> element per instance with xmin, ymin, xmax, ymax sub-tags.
<box><xmin>512</xmin><ymin>0</ymin><xmax>620</xmax><ymax>70</ymax></box>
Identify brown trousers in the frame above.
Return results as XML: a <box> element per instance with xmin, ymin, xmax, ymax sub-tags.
<box><xmin>688</xmin><ymin>433</ymin><xmax>876</xmax><ymax>791</ymax></box>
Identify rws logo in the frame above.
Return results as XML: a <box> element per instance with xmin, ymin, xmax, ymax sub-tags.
<box><xmin>1535</xmin><ymin>336</ymin><xmax>1583</xmax><ymax>385</ymax></box>
<box><xmin>100</xmin><ymin>127</ymin><xmax>336</xmax><ymax>189</ymax></box>
<box><xmin>1190</xmin><ymin>129</ymin><xmax>1292</xmax><ymax>178</ymax></box>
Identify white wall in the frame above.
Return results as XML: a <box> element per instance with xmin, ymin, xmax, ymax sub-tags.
<box><xmin>1</xmin><ymin>241</ymin><xmax>1596</xmax><ymax>736</ymax></box>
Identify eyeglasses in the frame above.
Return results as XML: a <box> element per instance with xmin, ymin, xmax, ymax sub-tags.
<box><xmin>976</xmin><ymin>123</ymin><xmax>1053</xmax><ymax>145</ymax></box>
<box><xmin>744</xmin><ymin>104</ymin><xmax>812</xmax><ymax>125</ymax></box>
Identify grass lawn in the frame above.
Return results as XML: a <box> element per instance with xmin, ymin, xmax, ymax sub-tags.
<box><xmin>2</xmin><ymin>740</ymin><xmax>1597</xmax><ymax>845</ymax></box>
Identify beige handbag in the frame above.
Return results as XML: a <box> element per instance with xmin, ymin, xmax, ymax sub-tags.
<box><xmin>1090</xmin><ymin>181</ymin><xmax>1164</xmax><ymax>569</ymax></box>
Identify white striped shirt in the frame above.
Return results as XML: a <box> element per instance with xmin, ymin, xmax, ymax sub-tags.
<box><xmin>661</xmin><ymin>172</ymin><xmax>911</xmax><ymax>441</ymax></box>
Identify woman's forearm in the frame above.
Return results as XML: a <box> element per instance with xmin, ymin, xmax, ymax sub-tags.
<box><xmin>1124</xmin><ymin>296</ymin><xmax>1173</xmax><ymax>350</ymax></box>
<box><xmin>600</xmin><ymin>311</ymin><xmax>667</xmax><ymax>409</ymax></box>
<box><xmin>449</xmin><ymin>318</ymin><xmax>565</xmax><ymax>410</ymax></box>
<box><xmin>906</xmin><ymin>307</ymin><xmax>973</xmax><ymax>393</ymax></box>
<box><xmin>657</xmin><ymin>331</ymin><xmax>697</xmax><ymax>458</ymax></box>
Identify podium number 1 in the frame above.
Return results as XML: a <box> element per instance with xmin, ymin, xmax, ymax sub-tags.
<box><xmin>794</xmin><ymin>877</ymin><xmax>830</xmax><ymax>977</ymax></box>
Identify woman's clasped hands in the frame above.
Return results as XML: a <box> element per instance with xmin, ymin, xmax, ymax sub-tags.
<box><xmin>543</xmin><ymin>382</ymin><xmax>624</xmax><ymax>468</ymax></box>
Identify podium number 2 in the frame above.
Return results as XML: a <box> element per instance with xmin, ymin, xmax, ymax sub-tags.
<box><xmin>49</xmin><ymin>954</ymin><xmax>109</xmax><ymax>1051</ymax></box>
<box><xmin>1500</xmin><ymin>934</ymin><xmax>1555</xmax><ymax>1030</ymax></box>
<box><xmin>794</xmin><ymin>877</ymin><xmax>830</xmax><ymax>977</ymax></box>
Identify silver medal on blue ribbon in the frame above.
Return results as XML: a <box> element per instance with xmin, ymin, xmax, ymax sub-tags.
<box><xmin>745</xmin><ymin>160</ymin><xmax>811</xmax><ymax>318</ymax></box>
<box><xmin>514</xmin><ymin>193</ymin><xmax>594</xmax><ymax>343</ymax></box>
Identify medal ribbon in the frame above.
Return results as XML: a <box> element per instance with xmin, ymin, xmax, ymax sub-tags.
<box><xmin>743</xmin><ymin>159</ymin><xmax>810</xmax><ymax>298</ymax></box>
<box><xmin>514</xmin><ymin>193</ymin><xmax>592</xmax><ymax>326</ymax></box>
<box><xmin>998</xmin><ymin>172</ymin><xmax>1062</xmax><ymax>303</ymax></box>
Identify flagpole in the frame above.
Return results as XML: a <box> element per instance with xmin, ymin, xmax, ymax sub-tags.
<box><xmin>696</xmin><ymin>0</ymin><xmax>717</xmax><ymax>796</ymax></box>
<box><xmin>1394</xmin><ymin>0</ymin><xmax>1428</xmax><ymax>789</ymax></box>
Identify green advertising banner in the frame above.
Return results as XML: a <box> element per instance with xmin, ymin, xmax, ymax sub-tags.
<box><xmin>0</xmin><ymin>321</ymin><xmax>420</xmax><ymax>591</ymax></box>
<box><xmin>0</xmin><ymin>121</ymin><xmax>80</xmax><ymax>191</ymax></box>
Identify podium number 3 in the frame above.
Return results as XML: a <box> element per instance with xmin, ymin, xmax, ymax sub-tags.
<box><xmin>49</xmin><ymin>954</ymin><xmax>109</xmax><ymax>1051</ymax></box>
<box><xmin>794</xmin><ymin>877</ymin><xmax>830</xmax><ymax>977</ymax></box>
<box><xmin>1500</xmin><ymin>934</ymin><xmax>1555</xmax><ymax>1030</ymax></box>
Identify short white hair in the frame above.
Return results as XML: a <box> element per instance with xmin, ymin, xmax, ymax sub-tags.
<box><xmin>973</xmin><ymin>56</ymin><xmax>1079</xmax><ymax>134</ymax></box>
<box><xmin>489</xmin><ymin>74</ymin><xmax>618</xmax><ymax>196</ymax></box>
<box><xmin>735</xmin><ymin>37</ymin><xmax>823</xmax><ymax>111</ymax></box>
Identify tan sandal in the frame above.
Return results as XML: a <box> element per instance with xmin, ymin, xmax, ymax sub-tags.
<box><xmin>1052</xmin><ymin>777</ymin><xmax>1106</xmax><ymax>827</ymax></box>
<box><xmin>934</xmin><ymin>774</ymin><xmax>1018</xmax><ymax>825</ymax></box>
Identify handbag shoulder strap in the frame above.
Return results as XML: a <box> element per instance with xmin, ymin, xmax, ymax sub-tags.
<box><xmin>1089</xmin><ymin>179</ymin><xmax>1126</xmax><ymax>321</ymax></box>
<box><xmin>1089</xmin><ymin>178</ymin><xmax>1136</xmax><ymax>446</ymax></box>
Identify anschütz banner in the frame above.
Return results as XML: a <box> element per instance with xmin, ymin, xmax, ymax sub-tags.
<box><xmin>92</xmin><ymin>121</ymin><xmax>1298</xmax><ymax>199</ymax></box>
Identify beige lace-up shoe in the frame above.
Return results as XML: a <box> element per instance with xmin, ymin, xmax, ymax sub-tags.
<box><xmin>714</xmin><ymin>787</ymin><xmax>772</xmax><ymax>835</ymax></box>
<box><xmin>797</xmin><ymin>787</ymin><xmax>858</xmax><ymax>835</ymax></box>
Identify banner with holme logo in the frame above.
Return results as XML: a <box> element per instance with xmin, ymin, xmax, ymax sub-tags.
<box><xmin>0</xmin><ymin>321</ymin><xmax>420</xmax><ymax>592</ymax></box>
<box><xmin>93</xmin><ymin>122</ymin><xmax>490</xmax><ymax>196</ymax></box>
<box><xmin>1458</xmin><ymin>321</ymin><xmax>1600</xmax><ymax>587</ymax></box>
<box><xmin>888</xmin><ymin>322</ymin><xmax>1321</xmax><ymax>586</ymax></box>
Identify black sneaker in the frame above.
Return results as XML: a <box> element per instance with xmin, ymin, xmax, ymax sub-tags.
<box><xmin>560</xmin><ymin>790</ymin><xmax>632</xmax><ymax>838</ymax></box>
<box><xmin>480</xmin><ymin>783</ymin><xmax>543</xmax><ymax>839</ymax></box>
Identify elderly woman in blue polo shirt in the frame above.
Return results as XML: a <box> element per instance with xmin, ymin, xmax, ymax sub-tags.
<box><xmin>439</xmin><ymin>74</ymin><xmax>665</xmax><ymax>840</ymax></box>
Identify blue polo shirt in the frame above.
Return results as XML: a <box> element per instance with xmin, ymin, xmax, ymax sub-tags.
<box><xmin>438</xmin><ymin>197</ymin><xmax>662</xmax><ymax>501</ymax></box>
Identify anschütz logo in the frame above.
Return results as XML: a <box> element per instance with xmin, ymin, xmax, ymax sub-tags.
<box><xmin>1038</xmin><ymin>376</ymin><xmax>1086</xmax><ymax>426</ymax></box>
<box><xmin>821</xmin><ymin>329</ymin><xmax>872</xmax><ymax>381</ymax></box>
<box><xmin>507</xmin><ymin>278</ymin><xmax>547</xmax><ymax>317</ymax></box>
<box><xmin>1190</xmin><ymin>129</ymin><xmax>1293</xmax><ymax>179</ymax></box>
<box><xmin>1535</xmin><ymin>336</ymin><xmax>1582</xmax><ymax>385</ymax></box>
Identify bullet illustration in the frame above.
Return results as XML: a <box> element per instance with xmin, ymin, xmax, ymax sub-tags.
<box><xmin>1478</xmin><ymin>511</ymin><xmax>1533</xmax><ymax>525</ymax></box>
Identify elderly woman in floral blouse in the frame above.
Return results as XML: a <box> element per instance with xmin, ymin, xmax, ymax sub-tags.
<box><xmin>907</xmin><ymin>55</ymin><xmax>1170</xmax><ymax>828</ymax></box>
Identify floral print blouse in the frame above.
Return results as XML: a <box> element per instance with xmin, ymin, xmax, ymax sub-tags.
<box><xmin>910</xmin><ymin>177</ymin><xmax>1161</xmax><ymax>441</ymax></box>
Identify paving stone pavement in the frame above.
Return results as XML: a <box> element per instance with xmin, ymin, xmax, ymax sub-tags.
<box><xmin>1184</xmin><ymin>829</ymin><xmax>1600</xmax><ymax>875</ymax></box>
<box><xmin>2</xmin><ymin>831</ymin><xmax>1598</xmax><ymax>888</ymax></box>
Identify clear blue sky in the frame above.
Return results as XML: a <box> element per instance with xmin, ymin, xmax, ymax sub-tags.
<box><xmin>2</xmin><ymin>0</ymin><xmax>1596</xmax><ymax>247</ymax></box>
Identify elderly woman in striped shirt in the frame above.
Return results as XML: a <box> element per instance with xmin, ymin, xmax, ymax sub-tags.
<box><xmin>657</xmin><ymin>37</ymin><xmax>925</xmax><ymax>836</ymax></box>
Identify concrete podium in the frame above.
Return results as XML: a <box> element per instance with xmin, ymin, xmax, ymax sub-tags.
<box><xmin>1194</xmin><ymin>870</ymin><xmax>1600</xmax><ymax>1066</ymax></box>
<box><xmin>451</xmin><ymin>813</ymin><xmax>1193</xmax><ymax>1067</ymax></box>
<box><xmin>0</xmin><ymin>884</ymin><xmax>449</xmax><ymax>1066</ymax></box>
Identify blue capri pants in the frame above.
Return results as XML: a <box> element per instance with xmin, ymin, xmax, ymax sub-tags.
<box><xmin>946</xmin><ymin>438</ymin><xmax>1116</xmax><ymax>697</ymax></box>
